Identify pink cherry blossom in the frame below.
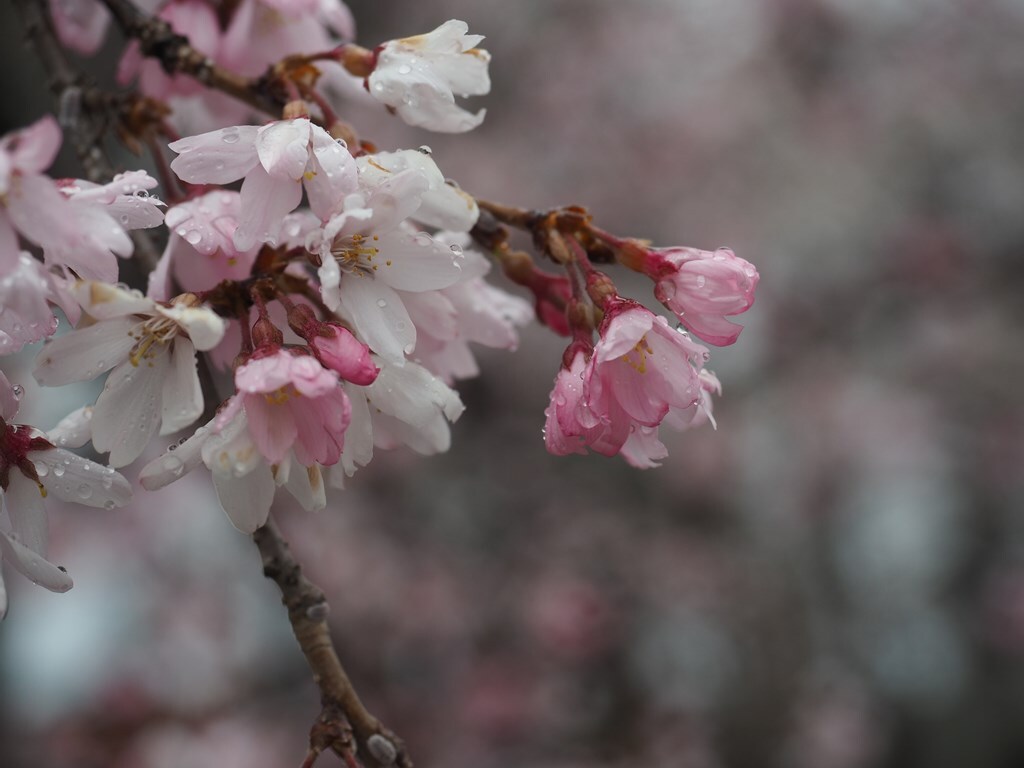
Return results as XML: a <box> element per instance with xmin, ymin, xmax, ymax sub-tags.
<box><xmin>368</xmin><ymin>20</ymin><xmax>491</xmax><ymax>133</ymax></box>
<box><xmin>584</xmin><ymin>299</ymin><xmax>707</xmax><ymax>430</ymax></box>
<box><xmin>642</xmin><ymin>245</ymin><xmax>759</xmax><ymax>346</ymax></box>
<box><xmin>219</xmin><ymin>349</ymin><xmax>351</xmax><ymax>466</ymax></box>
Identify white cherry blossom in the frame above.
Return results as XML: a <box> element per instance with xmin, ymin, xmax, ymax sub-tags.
<box><xmin>33</xmin><ymin>282</ymin><xmax>226</xmax><ymax>467</ymax></box>
<box><xmin>368</xmin><ymin>20</ymin><xmax>491</xmax><ymax>133</ymax></box>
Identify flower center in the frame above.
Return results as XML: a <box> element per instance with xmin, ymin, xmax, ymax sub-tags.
<box><xmin>0</xmin><ymin>417</ymin><xmax>51</xmax><ymax>493</ymax></box>
<box><xmin>128</xmin><ymin>317</ymin><xmax>177</xmax><ymax>367</ymax></box>
<box><xmin>620</xmin><ymin>337</ymin><xmax>652</xmax><ymax>374</ymax></box>
<box><xmin>263</xmin><ymin>384</ymin><xmax>300</xmax><ymax>405</ymax></box>
<box><xmin>331</xmin><ymin>233</ymin><xmax>391</xmax><ymax>276</ymax></box>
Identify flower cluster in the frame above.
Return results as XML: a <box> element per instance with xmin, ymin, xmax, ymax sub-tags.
<box><xmin>0</xmin><ymin>0</ymin><xmax>758</xmax><ymax>617</ymax></box>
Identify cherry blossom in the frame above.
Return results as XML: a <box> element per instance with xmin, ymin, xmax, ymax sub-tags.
<box><xmin>33</xmin><ymin>282</ymin><xmax>226</xmax><ymax>467</ymax></box>
<box><xmin>169</xmin><ymin>118</ymin><xmax>359</xmax><ymax>250</ymax></box>
<box><xmin>624</xmin><ymin>242</ymin><xmax>759</xmax><ymax>346</ymax></box>
<box><xmin>218</xmin><ymin>349</ymin><xmax>351</xmax><ymax>467</ymax></box>
<box><xmin>368</xmin><ymin>20</ymin><xmax>491</xmax><ymax>133</ymax></box>
<box><xmin>0</xmin><ymin>371</ymin><xmax>131</xmax><ymax>617</ymax></box>
<box><xmin>308</xmin><ymin>167</ymin><xmax>464</xmax><ymax>363</ymax></box>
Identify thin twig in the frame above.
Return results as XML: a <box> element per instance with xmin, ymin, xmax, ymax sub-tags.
<box><xmin>100</xmin><ymin>0</ymin><xmax>289</xmax><ymax>118</ymax></box>
<box><xmin>253</xmin><ymin>519</ymin><xmax>411</xmax><ymax>768</ymax></box>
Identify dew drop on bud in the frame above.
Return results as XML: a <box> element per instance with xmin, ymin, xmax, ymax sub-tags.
<box><xmin>695</xmin><ymin>275</ymin><xmax>707</xmax><ymax>289</ymax></box>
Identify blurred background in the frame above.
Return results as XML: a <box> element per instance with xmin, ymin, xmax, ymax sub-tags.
<box><xmin>3</xmin><ymin>0</ymin><xmax>1024</xmax><ymax>766</ymax></box>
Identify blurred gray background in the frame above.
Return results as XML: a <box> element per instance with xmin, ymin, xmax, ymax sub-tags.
<box><xmin>2</xmin><ymin>1</ymin><xmax>1024</xmax><ymax>766</ymax></box>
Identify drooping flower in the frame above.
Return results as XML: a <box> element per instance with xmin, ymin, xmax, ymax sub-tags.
<box><xmin>139</xmin><ymin>410</ymin><xmax>327</xmax><ymax>534</ymax></box>
<box><xmin>34</xmin><ymin>282</ymin><xmax>226</xmax><ymax>467</ymax></box>
<box><xmin>218</xmin><ymin>349</ymin><xmax>351</xmax><ymax>467</ymax></box>
<box><xmin>169</xmin><ymin>118</ymin><xmax>359</xmax><ymax>250</ymax></box>
<box><xmin>0</xmin><ymin>253</ymin><xmax>61</xmax><ymax>355</ymax></box>
<box><xmin>0</xmin><ymin>372</ymin><xmax>131</xmax><ymax>617</ymax></box>
<box><xmin>367</xmin><ymin>20</ymin><xmax>491</xmax><ymax>133</ymax></box>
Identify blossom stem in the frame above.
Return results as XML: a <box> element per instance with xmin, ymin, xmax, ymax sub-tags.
<box><xmin>252</xmin><ymin>519</ymin><xmax>411</xmax><ymax>768</ymax></box>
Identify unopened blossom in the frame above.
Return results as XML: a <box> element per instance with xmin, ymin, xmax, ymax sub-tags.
<box><xmin>368</xmin><ymin>20</ymin><xmax>491</xmax><ymax>133</ymax></box>
<box><xmin>544</xmin><ymin>345</ymin><xmax>621</xmax><ymax>459</ymax></box>
<box><xmin>622</xmin><ymin>242</ymin><xmax>759</xmax><ymax>346</ymax></box>
<box><xmin>218</xmin><ymin>349</ymin><xmax>351</xmax><ymax>466</ymax></box>
<box><xmin>309</xmin><ymin>168</ymin><xmax>464</xmax><ymax>362</ymax></box>
<box><xmin>0</xmin><ymin>372</ymin><xmax>131</xmax><ymax>617</ymax></box>
<box><xmin>34</xmin><ymin>282</ymin><xmax>226</xmax><ymax>467</ymax></box>
<box><xmin>286</xmin><ymin>303</ymin><xmax>379</xmax><ymax>385</ymax></box>
<box><xmin>169</xmin><ymin>118</ymin><xmax>359</xmax><ymax>250</ymax></box>
<box><xmin>140</xmin><ymin>411</ymin><xmax>327</xmax><ymax>533</ymax></box>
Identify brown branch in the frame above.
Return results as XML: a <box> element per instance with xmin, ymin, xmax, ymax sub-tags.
<box><xmin>100</xmin><ymin>0</ymin><xmax>289</xmax><ymax>118</ymax></box>
<box><xmin>253</xmin><ymin>518</ymin><xmax>411</xmax><ymax>768</ymax></box>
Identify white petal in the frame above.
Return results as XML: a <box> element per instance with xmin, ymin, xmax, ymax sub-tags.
<box><xmin>283</xmin><ymin>463</ymin><xmax>326</xmax><ymax>512</ymax></box>
<box><xmin>47</xmin><ymin>406</ymin><xmax>93</xmax><ymax>449</ymax></box>
<box><xmin>169</xmin><ymin>126</ymin><xmax>260</xmax><ymax>184</ymax></box>
<box><xmin>73</xmin><ymin>280</ymin><xmax>154</xmax><ymax>319</ymax></box>
<box><xmin>340</xmin><ymin>383</ymin><xmax>373</xmax><ymax>477</ymax></box>
<box><xmin>91</xmin><ymin>355</ymin><xmax>168</xmax><ymax>467</ymax></box>
<box><xmin>156</xmin><ymin>304</ymin><xmax>226</xmax><ymax>351</ymax></box>
<box><xmin>213</xmin><ymin>463</ymin><xmax>274</xmax><ymax>533</ymax></box>
<box><xmin>304</xmin><ymin>128</ymin><xmax>358</xmax><ymax>221</ymax></box>
<box><xmin>0</xmin><ymin>530</ymin><xmax>73</xmax><ymax>593</ymax></box>
<box><xmin>160</xmin><ymin>337</ymin><xmax>203</xmax><ymax>435</ymax></box>
<box><xmin>139</xmin><ymin>423</ymin><xmax>211</xmax><ymax>491</ymax></box>
<box><xmin>317</xmin><ymin>256</ymin><xmax>342</xmax><ymax>311</ymax></box>
<box><xmin>33</xmin><ymin>316</ymin><xmax>139</xmax><ymax>386</ymax></box>
<box><xmin>374</xmin><ymin>230</ymin><xmax>463</xmax><ymax>292</ymax></box>
<box><xmin>256</xmin><ymin>119</ymin><xmax>311</xmax><ymax>181</ymax></box>
<box><xmin>31</xmin><ymin>448</ymin><xmax>132</xmax><ymax>509</ymax></box>
<box><xmin>233</xmin><ymin>165</ymin><xmax>303</xmax><ymax>251</ymax></box>
<box><xmin>0</xmin><ymin>568</ymin><xmax>7</xmax><ymax>619</ymax></box>
<box><xmin>339</xmin><ymin>278</ymin><xmax>415</xmax><ymax>363</ymax></box>
<box><xmin>4</xmin><ymin>472</ymin><xmax>48</xmax><ymax>555</ymax></box>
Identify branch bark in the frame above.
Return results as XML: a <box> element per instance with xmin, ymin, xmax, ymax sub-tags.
<box><xmin>253</xmin><ymin>518</ymin><xmax>412</xmax><ymax>768</ymax></box>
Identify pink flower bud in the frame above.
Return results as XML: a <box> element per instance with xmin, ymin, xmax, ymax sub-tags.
<box><xmin>309</xmin><ymin>324</ymin><xmax>380</xmax><ymax>386</ymax></box>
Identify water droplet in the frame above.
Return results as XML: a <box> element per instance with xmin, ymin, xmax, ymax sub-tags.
<box><xmin>119</xmin><ymin>214</ymin><xmax>130</xmax><ymax>225</ymax></box>
<box><xmin>101</xmin><ymin>475</ymin><xmax>113</xmax><ymax>490</ymax></box>
<box><xmin>221</xmin><ymin>127</ymin><xmax>240</xmax><ymax>144</ymax></box>
<box><xmin>376</xmin><ymin>299</ymin><xmax>387</xmax><ymax>308</ymax></box>
<box><xmin>414</xmin><ymin>232</ymin><xmax>432</xmax><ymax>247</ymax></box>
<box><xmin>78</xmin><ymin>483</ymin><xmax>92</xmax><ymax>499</ymax></box>
<box><xmin>373</xmin><ymin>82</ymin><xmax>384</xmax><ymax>92</ymax></box>
<box><xmin>449</xmin><ymin>244</ymin><xmax>463</xmax><ymax>256</ymax></box>
<box><xmin>403</xmin><ymin>343</ymin><xmax>415</xmax><ymax>355</ymax></box>
<box><xmin>743</xmin><ymin>266</ymin><xmax>756</xmax><ymax>278</ymax></box>
<box><xmin>184</xmin><ymin>230</ymin><xmax>202</xmax><ymax>245</ymax></box>
<box><xmin>695</xmin><ymin>275</ymin><xmax>706</xmax><ymax>289</ymax></box>
<box><xmin>34</xmin><ymin>461</ymin><xmax>49</xmax><ymax>477</ymax></box>
<box><xmin>11</xmin><ymin>384</ymin><xmax>24</xmax><ymax>399</ymax></box>
<box><xmin>397</xmin><ymin>64</ymin><xmax>412</xmax><ymax>75</ymax></box>
<box><xmin>53</xmin><ymin>465</ymin><xmax>65</xmax><ymax>477</ymax></box>
<box><xmin>418</xmin><ymin>145</ymin><xmax>432</xmax><ymax>155</ymax></box>
<box><xmin>104</xmin><ymin>500</ymin><xmax>116</xmax><ymax>510</ymax></box>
